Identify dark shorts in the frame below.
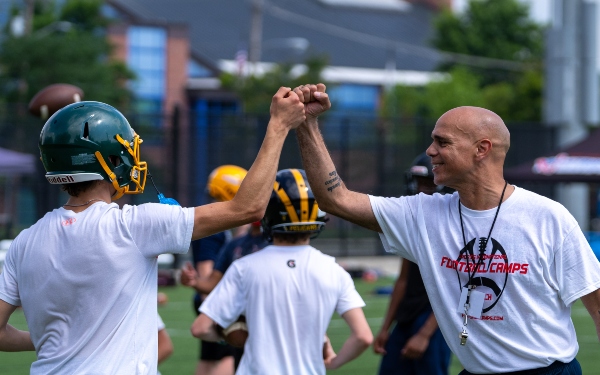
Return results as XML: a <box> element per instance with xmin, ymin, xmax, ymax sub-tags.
<box><xmin>378</xmin><ymin>310</ymin><xmax>451</xmax><ymax>375</ymax></box>
<box><xmin>200</xmin><ymin>340</ymin><xmax>236</xmax><ymax>361</ymax></box>
<box><xmin>458</xmin><ymin>359</ymin><xmax>582</xmax><ymax>375</ymax></box>
<box><xmin>193</xmin><ymin>296</ymin><xmax>236</xmax><ymax>361</ymax></box>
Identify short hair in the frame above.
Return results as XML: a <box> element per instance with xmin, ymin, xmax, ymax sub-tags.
<box><xmin>272</xmin><ymin>232</ymin><xmax>311</xmax><ymax>244</ymax></box>
<box><xmin>61</xmin><ymin>180</ymin><xmax>101</xmax><ymax>197</ymax></box>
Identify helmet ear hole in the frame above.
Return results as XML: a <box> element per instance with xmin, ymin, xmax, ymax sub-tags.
<box><xmin>83</xmin><ymin>122</ymin><xmax>89</xmax><ymax>140</ymax></box>
<box><xmin>108</xmin><ymin>155</ymin><xmax>121</xmax><ymax>167</ymax></box>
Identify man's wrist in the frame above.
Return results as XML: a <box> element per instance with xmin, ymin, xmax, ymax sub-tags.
<box><xmin>305</xmin><ymin>116</ymin><xmax>319</xmax><ymax>126</ymax></box>
<box><xmin>267</xmin><ymin>119</ymin><xmax>292</xmax><ymax>136</ymax></box>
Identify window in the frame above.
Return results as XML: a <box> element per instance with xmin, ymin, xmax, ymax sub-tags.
<box><xmin>127</xmin><ymin>26</ymin><xmax>166</xmax><ymax>106</ymax></box>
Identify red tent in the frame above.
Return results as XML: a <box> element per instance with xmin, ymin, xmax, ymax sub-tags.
<box><xmin>504</xmin><ymin>129</ymin><xmax>600</xmax><ymax>183</ymax></box>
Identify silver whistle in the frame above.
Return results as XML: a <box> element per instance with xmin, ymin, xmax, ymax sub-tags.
<box><xmin>459</xmin><ymin>330</ymin><xmax>468</xmax><ymax>346</ymax></box>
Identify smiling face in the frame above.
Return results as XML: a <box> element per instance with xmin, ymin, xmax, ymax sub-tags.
<box><xmin>426</xmin><ymin>115</ymin><xmax>476</xmax><ymax>189</ymax></box>
<box><xmin>426</xmin><ymin>107</ymin><xmax>510</xmax><ymax>191</ymax></box>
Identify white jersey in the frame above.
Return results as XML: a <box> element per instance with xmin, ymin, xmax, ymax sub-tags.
<box><xmin>0</xmin><ymin>202</ymin><xmax>194</xmax><ymax>375</ymax></box>
<box><xmin>200</xmin><ymin>244</ymin><xmax>365</xmax><ymax>375</ymax></box>
<box><xmin>370</xmin><ymin>187</ymin><xmax>600</xmax><ymax>374</ymax></box>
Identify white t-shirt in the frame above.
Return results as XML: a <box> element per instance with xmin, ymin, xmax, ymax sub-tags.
<box><xmin>370</xmin><ymin>187</ymin><xmax>600</xmax><ymax>374</ymax></box>
<box><xmin>200</xmin><ymin>244</ymin><xmax>365</xmax><ymax>375</ymax></box>
<box><xmin>0</xmin><ymin>202</ymin><xmax>194</xmax><ymax>375</ymax></box>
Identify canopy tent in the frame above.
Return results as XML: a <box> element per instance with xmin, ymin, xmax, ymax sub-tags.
<box><xmin>0</xmin><ymin>147</ymin><xmax>36</xmax><ymax>176</ymax></box>
<box><xmin>504</xmin><ymin>129</ymin><xmax>600</xmax><ymax>183</ymax></box>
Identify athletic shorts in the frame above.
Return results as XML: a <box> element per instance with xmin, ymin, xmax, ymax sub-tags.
<box><xmin>194</xmin><ymin>296</ymin><xmax>236</xmax><ymax>361</ymax></box>
<box><xmin>200</xmin><ymin>340</ymin><xmax>235</xmax><ymax>361</ymax></box>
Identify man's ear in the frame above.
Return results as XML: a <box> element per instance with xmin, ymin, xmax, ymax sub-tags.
<box><xmin>476</xmin><ymin>139</ymin><xmax>492</xmax><ymax>159</ymax></box>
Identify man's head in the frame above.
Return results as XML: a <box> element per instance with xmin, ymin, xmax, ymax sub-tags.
<box><xmin>39</xmin><ymin>101</ymin><xmax>147</xmax><ymax>200</ymax></box>
<box><xmin>405</xmin><ymin>152</ymin><xmax>437</xmax><ymax>195</ymax></box>
<box><xmin>405</xmin><ymin>153</ymin><xmax>454</xmax><ymax>196</ymax></box>
<box><xmin>206</xmin><ymin>165</ymin><xmax>248</xmax><ymax>202</ymax></box>
<box><xmin>426</xmin><ymin>106</ymin><xmax>510</xmax><ymax>189</ymax></box>
<box><xmin>262</xmin><ymin>168</ymin><xmax>327</xmax><ymax>244</ymax></box>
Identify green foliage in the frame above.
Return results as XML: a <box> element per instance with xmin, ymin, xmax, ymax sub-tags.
<box><xmin>381</xmin><ymin>0</ymin><xmax>544</xmax><ymax>122</ymax></box>
<box><xmin>61</xmin><ymin>0</ymin><xmax>109</xmax><ymax>31</ymax></box>
<box><xmin>0</xmin><ymin>0</ymin><xmax>134</xmax><ymax>108</ymax></box>
<box><xmin>220</xmin><ymin>56</ymin><xmax>328</xmax><ymax>114</ymax></box>
<box><xmin>432</xmin><ymin>0</ymin><xmax>543</xmax><ymax>86</ymax></box>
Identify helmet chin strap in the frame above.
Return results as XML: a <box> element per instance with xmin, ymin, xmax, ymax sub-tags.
<box><xmin>95</xmin><ymin>151</ymin><xmax>127</xmax><ymax>200</ymax></box>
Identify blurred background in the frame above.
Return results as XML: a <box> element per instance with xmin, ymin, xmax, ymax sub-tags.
<box><xmin>4</xmin><ymin>0</ymin><xmax>600</xmax><ymax>258</ymax></box>
<box><xmin>1</xmin><ymin>0</ymin><xmax>600</xmax><ymax>373</ymax></box>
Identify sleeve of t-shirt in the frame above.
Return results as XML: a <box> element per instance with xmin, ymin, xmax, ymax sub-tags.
<box><xmin>335</xmin><ymin>264</ymin><xmax>366</xmax><ymax>316</ymax></box>
<box><xmin>199</xmin><ymin>262</ymin><xmax>246</xmax><ymax>328</ymax></box>
<box><xmin>0</xmin><ymin>238</ymin><xmax>21</xmax><ymax>306</ymax></box>
<box><xmin>555</xmin><ymin>223</ymin><xmax>600</xmax><ymax>306</ymax></box>
<box><xmin>368</xmin><ymin>195</ymin><xmax>420</xmax><ymax>262</ymax></box>
<box><xmin>193</xmin><ymin>233</ymin><xmax>227</xmax><ymax>264</ymax></box>
<box><xmin>123</xmin><ymin>203</ymin><xmax>194</xmax><ymax>258</ymax></box>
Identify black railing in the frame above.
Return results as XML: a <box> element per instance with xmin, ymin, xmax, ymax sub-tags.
<box><xmin>0</xmin><ymin>105</ymin><xmax>557</xmax><ymax>255</ymax></box>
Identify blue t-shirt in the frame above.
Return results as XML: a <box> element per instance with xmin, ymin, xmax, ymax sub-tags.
<box><xmin>192</xmin><ymin>231</ymin><xmax>230</xmax><ymax>264</ymax></box>
<box><xmin>191</xmin><ymin>231</ymin><xmax>230</xmax><ymax>307</ymax></box>
<box><xmin>214</xmin><ymin>233</ymin><xmax>268</xmax><ymax>274</ymax></box>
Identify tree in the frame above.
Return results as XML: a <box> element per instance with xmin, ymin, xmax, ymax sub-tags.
<box><xmin>0</xmin><ymin>0</ymin><xmax>134</xmax><ymax>108</ymax></box>
<box><xmin>220</xmin><ymin>56</ymin><xmax>328</xmax><ymax>114</ymax></box>
<box><xmin>381</xmin><ymin>0</ymin><xmax>544</xmax><ymax>122</ymax></box>
<box><xmin>432</xmin><ymin>0</ymin><xmax>543</xmax><ymax>86</ymax></box>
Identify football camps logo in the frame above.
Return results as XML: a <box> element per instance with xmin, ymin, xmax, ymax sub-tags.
<box><xmin>287</xmin><ymin>260</ymin><xmax>296</xmax><ymax>268</ymax></box>
<box><xmin>455</xmin><ymin>237</ymin><xmax>508</xmax><ymax>313</ymax></box>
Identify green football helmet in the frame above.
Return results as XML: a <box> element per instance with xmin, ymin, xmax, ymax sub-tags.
<box><xmin>39</xmin><ymin>101</ymin><xmax>147</xmax><ymax>200</ymax></box>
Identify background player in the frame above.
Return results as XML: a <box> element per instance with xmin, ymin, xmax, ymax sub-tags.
<box><xmin>373</xmin><ymin>153</ymin><xmax>451</xmax><ymax>375</ymax></box>
<box><xmin>181</xmin><ymin>221</ymin><xmax>267</xmax><ymax>296</ymax></box>
<box><xmin>185</xmin><ymin>164</ymin><xmax>247</xmax><ymax>375</ymax></box>
<box><xmin>182</xmin><ymin>217</ymin><xmax>268</xmax><ymax>370</ymax></box>
<box><xmin>0</xmin><ymin>86</ymin><xmax>306</xmax><ymax>373</ymax></box>
<box><xmin>191</xmin><ymin>168</ymin><xmax>373</xmax><ymax>374</ymax></box>
<box><xmin>157</xmin><ymin>313</ymin><xmax>173</xmax><ymax>368</ymax></box>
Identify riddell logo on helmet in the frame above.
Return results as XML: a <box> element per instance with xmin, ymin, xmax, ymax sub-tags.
<box><xmin>46</xmin><ymin>175</ymin><xmax>75</xmax><ymax>184</ymax></box>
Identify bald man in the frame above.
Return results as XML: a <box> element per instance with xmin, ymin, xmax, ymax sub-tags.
<box><xmin>294</xmin><ymin>83</ymin><xmax>600</xmax><ymax>375</ymax></box>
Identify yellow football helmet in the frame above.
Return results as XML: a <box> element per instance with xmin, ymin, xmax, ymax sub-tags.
<box><xmin>207</xmin><ymin>165</ymin><xmax>248</xmax><ymax>202</ymax></box>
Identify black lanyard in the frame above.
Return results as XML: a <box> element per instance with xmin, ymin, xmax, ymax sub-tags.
<box><xmin>459</xmin><ymin>181</ymin><xmax>508</xmax><ymax>286</ymax></box>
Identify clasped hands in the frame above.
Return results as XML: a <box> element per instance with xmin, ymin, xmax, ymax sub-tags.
<box><xmin>292</xmin><ymin>83</ymin><xmax>332</xmax><ymax>121</ymax></box>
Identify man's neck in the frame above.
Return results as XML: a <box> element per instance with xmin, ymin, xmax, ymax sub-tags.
<box><xmin>63</xmin><ymin>182</ymin><xmax>113</xmax><ymax>213</ymax></box>
<box><xmin>272</xmin><ymin>238</ymin><xmax>310</xmax><ymax>246</ymax></box>
<box><xmin>457</xmin><ymin>180</ymin><xmax>514</xmax><ymax>211</ymax></box>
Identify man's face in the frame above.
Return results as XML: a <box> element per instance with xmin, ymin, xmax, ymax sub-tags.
<box><xmin>426</xmin><ymin>116</ymin><xmax>476</xmax><ymax>189</ymax></box>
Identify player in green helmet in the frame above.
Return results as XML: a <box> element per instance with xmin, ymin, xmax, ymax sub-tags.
<box><xmin>0</xmin><ymin>87</ymin><xmax>306</xmax><ymax>375</ymax></box>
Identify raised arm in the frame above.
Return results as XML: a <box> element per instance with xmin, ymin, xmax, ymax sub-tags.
<box><xmin>192</xmin><ymin>87</ymin><xmax>305</xmax><ymax>240</ymax></box>
<box><xmin>294</xmin><ymin>84</ymin><xmax>381</xmax><ymax>233</ymax></box>
<box><xmin>0</xmin><ymin>300</ymin><xmax>34</xmax><ymax>352</ymax></box>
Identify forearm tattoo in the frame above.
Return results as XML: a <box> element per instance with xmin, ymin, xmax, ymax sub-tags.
<box><xmin>325</xmin><ymin>170</ymin><xmax>341</xmax><ymax>192</ymax></box>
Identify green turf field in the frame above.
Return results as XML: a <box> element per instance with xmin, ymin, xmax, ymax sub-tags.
<box><xmin>2</xmin><ymin>278</ymin><xmax>600</xmax><ymax>374</ymax></box>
